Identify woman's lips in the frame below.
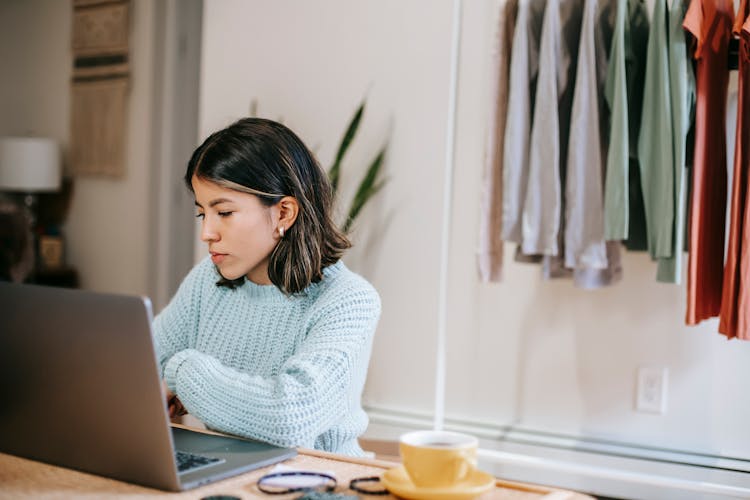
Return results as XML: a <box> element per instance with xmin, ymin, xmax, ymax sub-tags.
<box><xmin>210</xmin><ymin>252</ymin><xmax>227</xmax><ymax>264</ymax></box>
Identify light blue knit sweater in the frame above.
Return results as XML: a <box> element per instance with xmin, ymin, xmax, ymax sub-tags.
<box><xmin>153</xmin><ymin>256</ymin><xmax>381</xmax><ymax>456</ymax></box>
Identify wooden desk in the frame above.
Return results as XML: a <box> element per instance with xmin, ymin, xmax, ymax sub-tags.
<box><xmin>0</xmin><ymin>446</ymin><xmax>593</xmax><ymax>500</ymax></box>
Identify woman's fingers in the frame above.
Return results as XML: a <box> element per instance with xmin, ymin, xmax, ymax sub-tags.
<box><xmin>175</xmin><ymin>399</ymin><xmax>187</xmax><ymax>416</ymax></box>
<box><xmin>168</xmin><ymin>395</ymin><xmax>187</xmax><ymax>417</ymax></box>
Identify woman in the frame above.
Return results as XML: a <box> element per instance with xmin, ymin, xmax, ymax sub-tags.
<box><xmin>154</xmin><ymin>118</ymin><xmax>381</xmax><ymax>456</ymax></box>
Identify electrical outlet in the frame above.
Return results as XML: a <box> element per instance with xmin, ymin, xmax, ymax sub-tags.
<box><xmin>636</xmin><ymin>366</ymin><xmax>668</xmax><ymax>414</ymax></box>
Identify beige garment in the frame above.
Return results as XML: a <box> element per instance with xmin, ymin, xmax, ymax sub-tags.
<box><xmin>478</xmin><ymin>0</ymin><xmax>519</xmax><ymax>282</ymax></box>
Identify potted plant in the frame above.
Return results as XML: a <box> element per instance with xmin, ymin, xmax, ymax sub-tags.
<box><xmin>327</xmin><ymin>100</ymin><xmax>387</xmax><ymax>234</ymax></box>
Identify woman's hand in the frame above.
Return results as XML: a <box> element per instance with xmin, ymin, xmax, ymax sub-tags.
<box><xmin>162</xmin><ymin>380</ymin><xmax>188</xmax><ymax>418</ymax></box>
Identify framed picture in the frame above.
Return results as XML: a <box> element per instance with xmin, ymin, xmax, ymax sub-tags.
<box><xmin>72</xmin><ymin>2</ymin><xmax>130</xmax><ymax>57</ymax></box>
<box><xmin>70</xmin><ymin>77</ymin><xmax>128</xmax><ymax>176</ymax></box>
<box><xmin>39</xmin><ymin>235</ymin><xmax>64</xmax><ymax>270</ymax></box>
<box><xmin>70</xmin><ymin>0</ymin><xmax>130</xmax><ymax>178</ymax></box>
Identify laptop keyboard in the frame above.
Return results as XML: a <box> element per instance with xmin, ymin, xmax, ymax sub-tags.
<box><xmin>175</xmin><ymin>450</ymin><xmax>225</xmax><ymax>474</ymax></box>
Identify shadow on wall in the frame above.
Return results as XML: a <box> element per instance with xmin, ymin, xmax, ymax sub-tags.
<box><xmin>512</xmin><ymin>251</ymin><xmax>721</xmax><ymax>455</ymax></box>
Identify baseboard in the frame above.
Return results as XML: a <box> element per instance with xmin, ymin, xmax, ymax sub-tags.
<box><xmin>363</xmin><ymin>405</ymin><xmax>750</xmax><ymax>499</ymax></box>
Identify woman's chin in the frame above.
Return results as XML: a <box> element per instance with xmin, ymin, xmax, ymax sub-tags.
<box><xmin>214</xmin><ymin>265</ymin><xmax>245</xmax><ymax>281</ymax></box>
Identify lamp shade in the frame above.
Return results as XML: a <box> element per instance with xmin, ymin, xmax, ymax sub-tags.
<box><xmin>0</xmin><ymin>137</ymin><xmax>61</xmax><ymax>192</ymax></box>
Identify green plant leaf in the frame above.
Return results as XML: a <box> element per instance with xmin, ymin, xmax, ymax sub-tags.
<box><xmin>328</xmin><ymin>101</ymin><xmax>365</xmax><ymax>194</ymax></box>
<box><xmin>343</xmin><ymin>146</ymin><xmax>387</xmax><ymax>234</ymax></box>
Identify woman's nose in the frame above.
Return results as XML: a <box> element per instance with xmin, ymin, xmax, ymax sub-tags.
<box><xmin>200</xmin><ymin>219</ymin><xmax>219</xmax><ymax>242</ymax></box>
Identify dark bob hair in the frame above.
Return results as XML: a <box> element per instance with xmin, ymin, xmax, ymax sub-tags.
<box><xmin>185</xmin><ymin>117</ymin><xmax>351</xmax><ymax>294</ymax></box>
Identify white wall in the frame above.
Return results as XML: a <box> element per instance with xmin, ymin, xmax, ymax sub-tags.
<box><xmin>0</xmin><ymin>0</ymin><xmax>70</xmax><ymax>163</ymax></box>
<box><xmin>199</xmin><ymin>0</ymin><xmax>454</xmax><ymax>414</ymax></box>
<box><xmin>0</xmin><ymin>0</ymin><xmax>159</xmax><ymax>298</ymax></box>
<box><xmin>200</xmin><ymin>0</ymin><xmax>750</xmax><ymax>459</ymax></box>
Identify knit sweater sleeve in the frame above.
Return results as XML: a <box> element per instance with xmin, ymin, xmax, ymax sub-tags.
<box><xmin>163</xmin><ymin>283</ymin><xmax>381</xmax><ymax>448</ymax></box>
<box><xmin>152</xmin><ymin>260</ymin><xmax>207</xmax><ymax>378</ymax></box>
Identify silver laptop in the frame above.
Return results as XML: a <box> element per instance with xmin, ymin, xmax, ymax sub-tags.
<box><xmin>0</xmin><ymin>282</ymin><xmax>296</xmax><ymax>491</ymax></box>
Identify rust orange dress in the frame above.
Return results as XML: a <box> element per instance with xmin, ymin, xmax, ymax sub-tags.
<box><xmin>720</xmin><ymin>5</ymin><xmax>750</xmax><ymax>340</ymax></box>
<box><xmin>683</xmin><ymin>0</ymin><xmax>734</xmax><ymax>325</ymax></box>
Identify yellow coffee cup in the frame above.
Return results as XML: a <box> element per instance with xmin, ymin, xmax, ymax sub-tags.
<box><xmin>399</xmin><ymin>430</ymin><xmax>478</xmax><ymax>488</ymax></box>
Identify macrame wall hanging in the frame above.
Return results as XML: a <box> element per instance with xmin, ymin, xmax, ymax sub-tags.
<box><xmin>70</xmin><ymin>0</ymin><xmax>130</xmax><ymax>177</ymax></box>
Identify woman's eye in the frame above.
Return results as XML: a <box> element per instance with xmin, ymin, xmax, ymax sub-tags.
<box><xmin>195</xmin><ymin>213</ymin><xmax>205</xmax><ymax>220</ymax></box>
<box><xmin>218</xmin><ymin>211</ymin><xmax>233</xmax><ymax>217</ymax></box>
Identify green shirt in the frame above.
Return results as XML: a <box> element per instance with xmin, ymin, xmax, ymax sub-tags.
<box><xmin>656</xmin><ymin>0</ymin><xmax>694</xmax><ymax>284</ymax></box>
<box><xmin>603</xmin><ymin>0</ymin><xmax>649</xmax><ymax>241</ymax></box>
<box><xmin>637</xmin><ymin>0</ymin><xmax>695</xmax><ymax>283</ymax></box>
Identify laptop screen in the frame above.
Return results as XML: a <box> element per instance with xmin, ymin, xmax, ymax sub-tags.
<box><xmin>0</xmin><ymin>283</ymin><xmax>295</xmax><ymax>491</ymax></box>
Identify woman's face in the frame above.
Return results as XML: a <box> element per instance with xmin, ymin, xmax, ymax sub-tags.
<box><xmin>192</xmin><ymin>176</ymin><xmax>280</xmax><ymax>284</ymax></box>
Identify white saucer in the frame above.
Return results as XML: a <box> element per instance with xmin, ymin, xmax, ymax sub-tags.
<box><xmin>381</xmin><ymin>465</ymin><xmax>495</xmax><ymax>500</ymax></box>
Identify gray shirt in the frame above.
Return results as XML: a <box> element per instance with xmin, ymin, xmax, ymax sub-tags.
<box><xmin>565</xmin><ymin>0</ymin><xmax>622</xmax><ymax>288</ymax></box>
<box><xmin>522</xmin><ymin>0</ymin><xmax>585</xmax><ymax>257</ymax></box>
<box><xmin>502</xmin><ymin>0</ymin><xmax>547</xmax><ymax>244</ymax></box>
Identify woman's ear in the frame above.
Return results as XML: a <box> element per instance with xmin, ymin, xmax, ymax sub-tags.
<box><xmin>277</xmin><ymin>196</ymin><xmax>299</xmax><ymax>233</ymax></box>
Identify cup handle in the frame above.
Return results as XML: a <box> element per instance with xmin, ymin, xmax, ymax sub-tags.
<box><xmin>453</xmin><ymin>451</ymin><xmax>477</xmax><ymax>480</ymax></box>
